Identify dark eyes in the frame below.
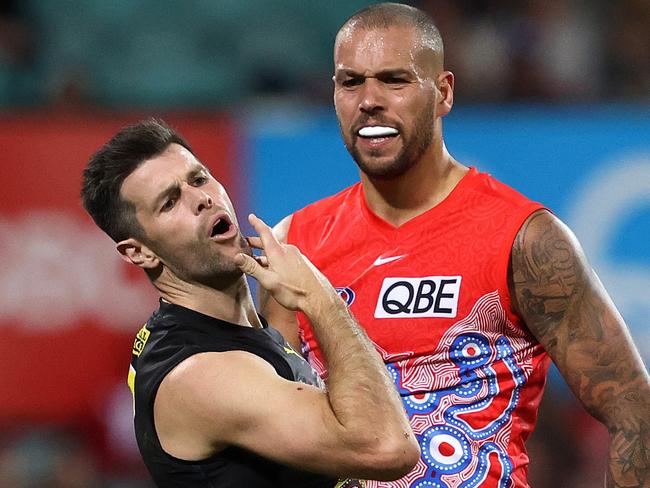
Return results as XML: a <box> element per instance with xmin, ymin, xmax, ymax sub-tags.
<box><xmin>192</xmin><ymin>175</ymin><xmax>208</xmax><ymax>186</ymax></box>
<box><xmin>342</xmin><ymin>78</ymin><xmax>364</xmax><ymax>87</ymax></box>
<box><xmin>340</xmin><ymin>76</ymin><xmax>407</xmax><ymax>88</ymax></box>
<box><xmin>159</xmin><ymin>172</ymin><xmax>208</xmax><ymax>212</ymax></box>
<box><xmin>161</xmin><ymin>198</ymin><xmax>176</xmax><ymax>212</ymax></box>
<box><xmin>385</xmin><ymin>76</ymin><xmax>407</xmax><ymax>84</ymax></box>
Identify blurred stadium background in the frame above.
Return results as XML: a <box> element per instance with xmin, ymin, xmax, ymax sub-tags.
<box><xmin>0</xmin><ymin>0</ymin><xmax>648</xmax><ymax>486</ymax></box>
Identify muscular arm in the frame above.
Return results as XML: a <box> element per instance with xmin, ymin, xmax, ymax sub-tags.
<box><xmin>509</xmin><ymin>209</ymin><xmax>650</xmax><ymax>487</ymax></box>
<box><xmin>157</xmin><ymin>214</ymin><xmax>418</xmax><ymax>480</ymax></box>
<box><xmin>156</xmin><ymin>348</ymin><xmax>415</xmax><ymax>479</ymax></box>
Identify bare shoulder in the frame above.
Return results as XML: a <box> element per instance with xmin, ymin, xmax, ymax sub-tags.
<box><xmin>508</xmin><ymin>209</ymin><xmax>586</xmax><ymax>344</ymax></box>
<box><xmin>163</xmin><ymin>350</ymin><xmax>275</xmax><ymax>384</ymax></box>
<box><xmin>157</xmin><ymin>351</ymin><xmax>278</xmax><ymax>433</ymax></box>
<box><xmin>272</xmin><ymin>214</ymin><xmax>293</xmax><ymax>244</ymax></box>
<box><xmin>153</xmin><ymin>350</ymin><xmax>278</xmax><ymax>459</ymax></box>
<box><xmin>161</xmin><ymin>350</ymin><xmax>278</xmax><ymax>410</ymax></box>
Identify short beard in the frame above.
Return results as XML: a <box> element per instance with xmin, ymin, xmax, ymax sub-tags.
<box><xmin>343</xmin><ymin>101</ymin><xmax>436</xmax><ymax>180</ymax></box>
<box><xmin>153</xmin><ymin>233</ymin><xmax>253</xmax><ymax>290</ymax></box>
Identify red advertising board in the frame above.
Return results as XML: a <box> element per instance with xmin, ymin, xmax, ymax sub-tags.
<box><xmin>0</xmin><ymin>111</ymin><xmax>241</xmax><ymax>425</ymax></box>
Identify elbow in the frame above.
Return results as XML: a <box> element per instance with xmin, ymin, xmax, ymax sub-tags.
<box><xmin>380</xmin><ymin>436</ymin><xmax>421</xmax><ymax>480</ymax></box>
<box><xmin>355</xmin><ymin>434</ymin><xmax>421</xmax><ymax>480</ymax></box>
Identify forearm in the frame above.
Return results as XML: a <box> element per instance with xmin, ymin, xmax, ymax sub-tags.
<box><xmin>544</xmin><ymin>289</ymin><xmax>650</xmax><ymax>487</ymax></box>
<box><xmin>552</xmin><ymin>320</ymin><xmax>650</xmax><ymax>487</ymax></box>
<box><xmin>528</xmin><ymin>285</ymin><xmax>650</xmax><ymax>487</ymax></box>
<box><xmin>578</xmin><ymin>353</ymin><xmax>650</xmax><ymax>487</ymax></box>
<box><xmin>303</xmin><ymin>291</ymin><xmax>410</xmax><ymax>440</ymax></box>
<box><xmin>237</xmin><ymin>214</ymin><xmax>419</xmax><ymax>476</ymax></box>
<box><xmin>607</xmin><ymin>414</ymin><xmax>650</xmax><ymax>487</ymax></box>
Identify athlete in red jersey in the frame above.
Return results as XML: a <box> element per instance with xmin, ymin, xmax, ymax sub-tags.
<box><xmin>286</xmin><ymin>169</ymin><xmax>548</xmax><ymax>486</ymax></box>
<box><xmin>262</xmin><ymin>4</ymin><xmax>650</xmax><ymax>488</ymax></box>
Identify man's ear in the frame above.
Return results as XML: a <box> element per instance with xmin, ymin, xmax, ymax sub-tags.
<box><xmin>116</xmin><ymin>238</ymin><xmax>160</xmax><ymax>269</ymax></box>
<box><xmin>436</xmin><ymin>70</ymin><xmax>454</xmax><ymax>117</ymax></box>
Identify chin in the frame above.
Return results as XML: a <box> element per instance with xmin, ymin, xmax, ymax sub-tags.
<box><xmin>356</xmin><ymin>159</ymin><xmax>413</xmax><ymax>180</ymax></box>
<box><xmin>199</xmin><ymin>265</ymin><xmax>245</xmax><ymax>290</ymax></box>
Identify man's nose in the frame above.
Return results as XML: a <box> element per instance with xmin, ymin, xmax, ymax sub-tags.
<box><xmin>192</xmin><ymin>188</ymin><xmax>213</xmax><ymax>214</ymax></box>
<box><xmin>359</xmin><ymin>78</ymin><xmax>386</xmax><ymax>113</ymax></box>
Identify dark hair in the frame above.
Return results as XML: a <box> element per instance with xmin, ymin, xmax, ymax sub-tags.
<box><xmin>81</xmin><ymin>118</ymin><xmax>193</xmax><ymax>242</ymax></box>
<box><xmin>338</xmin><ymin>2</ymin><xmax>443</xmax><ymax>58</ymax></box>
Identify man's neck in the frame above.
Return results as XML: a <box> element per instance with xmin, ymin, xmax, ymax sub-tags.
<box><xmin>360</xmin><ymin>142</ymin><xmax>468</xmax><ymax>227</ymax></box>
<box><xmin>155</xmin><ymin>273</ymin><xmax>262</xmax><ymax>328</ymax></box>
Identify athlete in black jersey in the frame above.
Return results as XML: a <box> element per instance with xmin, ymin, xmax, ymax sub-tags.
<box><xmin>131</xmin><ymin>301</ymin><xmax>340</xmax><ymax>487</ymax></box>
<box><xmin>81</xmin><ymin>119</ymin><xmax>419</xmax><ymax>487</ymax></box>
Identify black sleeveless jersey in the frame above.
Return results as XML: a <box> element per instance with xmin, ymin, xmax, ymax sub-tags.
<box><xmin>128</xmin><ymin>300</ymin><xmax>360</xmax><ymax>488</ymax></box>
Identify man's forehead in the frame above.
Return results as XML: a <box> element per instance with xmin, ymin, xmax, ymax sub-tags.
<box><xmin>120</xmin><ymin>145</ymin><xmax>205</xmax><ymax>205</ymax></box>
<box><xmin>147</xmin><ymin>145</ymin><xmax>205</xmax><ymax>176</ymax></box>
<box><xmin>157</xmin><ymin>143</ymin><xmax>200</xmax><ymax>168</ymax></box>
<box><xmin>336</xmin><ymin>24</ymin><xmax>419</xmax><ymax>50</ymax></box>
<box><xmin>335</xmin><ymin>25</ymin><xmax>439</xmax><ymax>76</ymax></box>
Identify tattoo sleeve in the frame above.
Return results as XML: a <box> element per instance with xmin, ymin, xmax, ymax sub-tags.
<box><xmin>509</xmin><ymin>210</ymin><xmax>650</xmax><ymax>487</ymax></box>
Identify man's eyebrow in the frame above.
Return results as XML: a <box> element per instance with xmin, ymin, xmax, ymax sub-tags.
<box><xmin>335</xmin><ymin>68</ymin><xmax>359</xmax><ymax>76</ymax></box>
<box><xmin>151</xmin><ymin>181</ymin><xmax>180</xmax><ymax>212</ymax></box>
<box><xmin>334</xmin><ymin>68</ymin><xmax>414</xmax><ymax>79</ymax></box>
<box><xmin>188</xmin><ymin>163</ymin><xmax>209</xmax><ymax>178</ymax></box>
<box><xmin>150</xmin><ymin>164</ymin><xmax>210</xmax><ymax>211</ymax></box>
<box><xmin>376</xmin><ymin>68</ymin><xmax>413</xmax><ymax>77</ymax></box>
<box><xmin>191</xmin><ymin>162</ymin><xmax>212</xmax><ymax>177</ymax></box>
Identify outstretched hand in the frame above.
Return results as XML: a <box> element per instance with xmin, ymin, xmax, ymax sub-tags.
<box><xmin>235</xmin><ymin>214</ymin><xmax>334</xmax><ymax>312</ymax></box>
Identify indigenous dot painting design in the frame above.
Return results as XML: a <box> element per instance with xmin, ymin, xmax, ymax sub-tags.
<box><xmin>367</xmin><ymin>291</ymin><xmax>536</xmax><ymax>488</ymax></box>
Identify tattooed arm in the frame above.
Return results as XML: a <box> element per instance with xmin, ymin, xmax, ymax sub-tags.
<box><xmin>508</xmin><ymin>209</ymin><xmax>650</xmax><ymax>487</ymax></box>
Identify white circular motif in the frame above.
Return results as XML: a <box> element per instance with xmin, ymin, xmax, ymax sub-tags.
<box><xmin>409</xmin><ymin>393</ymin><xmax>433</xmax><ymax>405</ymax></box>
<box><xmin>429</xmin><ymin>433</ymin><xmax>464</xmax><ymax>465</ymax></box>
<box><xmin>462</xmin><ymin>342</ymin><xmax>481</xmax><ymax>358</ymax></box>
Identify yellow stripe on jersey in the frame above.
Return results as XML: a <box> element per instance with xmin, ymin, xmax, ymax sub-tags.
<box><xmin>127</xmin><ymin>363</ymin><xmax>136</xmax><ymax>416</ymax></box>
<box><xmin>132</xmin><ymin>323</ymin><xmax>150</xmax><ymax>357</ymax></box>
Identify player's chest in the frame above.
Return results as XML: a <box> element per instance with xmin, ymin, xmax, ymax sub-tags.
<box><xmin>308</xmin><ymin>234</ymin><xmax>502</xmax><ymax>352</ymax></box>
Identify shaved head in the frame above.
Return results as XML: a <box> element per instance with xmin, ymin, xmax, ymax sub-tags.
<box><xmin>336</xmin><ymin>2</ymin><xmax>444</xmax><ymax>72</ymax></box>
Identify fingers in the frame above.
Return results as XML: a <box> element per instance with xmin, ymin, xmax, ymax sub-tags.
<box><xmin>235</xmin><ymin>253</ymin><xmax>272</xmax><ymax>288</ymax></box>
<box><xmin>247</xmin><ymin>214</ymin><xmax>282</xmax><ymax>257</ymax></box>
<box><xmin>254</xmin><ymin>255</ymin><xmax>268</xmax><ymax>267</ymax></box>
<box><xmin>246</xmin><ymin>236</ymin><xmax>263</xmax><ymax>250</ymax></box>
<box><xmin>234</xmin><ymin>253</ymin><xmax>258</xmax><ymax>276</ymax></box>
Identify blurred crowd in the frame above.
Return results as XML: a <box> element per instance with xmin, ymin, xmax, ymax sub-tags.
<box><xmin>0</xmin><ymin>0</ymin><xmax>648</xmax><ymax>110</ymax></box>
<box><xmin>423</xmin><ymin>0</ymin><xmax>650</xmax><ymax>102</ymax></box>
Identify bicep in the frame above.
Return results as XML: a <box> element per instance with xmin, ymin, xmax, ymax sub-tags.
<box><xmin>509</xmin><ymin>210</ymin><xmax>648</xmax><ymax>425</ymax></box>
<box><xmin>163</xmin><ymin>351</ymin><xmax>368</xmax><ymax>476</ymax></box>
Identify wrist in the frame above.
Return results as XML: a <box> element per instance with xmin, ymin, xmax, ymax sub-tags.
<box><xmin>300</xmin><ymin>287</ymin><xmax>347</xmax><ymax>323</ymax></box>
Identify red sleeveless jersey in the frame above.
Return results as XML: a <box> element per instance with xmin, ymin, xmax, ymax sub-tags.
<box><xmin>287</xmin><ymin>168</ymin><xmax>550</xmax><ymax>488</ymax></box>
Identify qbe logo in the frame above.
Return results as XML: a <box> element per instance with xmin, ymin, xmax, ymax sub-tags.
<box><xmin>374</xmin><ymin>276</ymin><xmax>462</xmax><ymax>318</ymax></box>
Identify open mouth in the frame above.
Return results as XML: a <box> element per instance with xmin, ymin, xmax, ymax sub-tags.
<box><xmin>357</xmin><ymin>126</ymin><xmax>399</xmax><ymax>139</ymax></box>
<box><xmin>209</xmin><ymin>214</ymin><xmax>235</xmax><ymax>240</ymax></box>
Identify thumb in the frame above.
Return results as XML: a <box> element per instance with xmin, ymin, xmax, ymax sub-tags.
<box><xmin>235</xmin><ymin>253</ymin><xmax>274</xmax><ymax>290</ymax></box>
<box><xmin>235</xmin><ymin>253</ymin><xmax>260</xmax><ymax>277</ymax></box>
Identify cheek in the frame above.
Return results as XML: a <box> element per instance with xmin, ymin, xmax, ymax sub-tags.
<box><xmin>155</xmin><ymin>216</ymin><xmax>196</xmax><ymax>242</ymax></box>
<box><xmin>403</xmin><ymin>93</ymin><xmax>434</xmax><ymax>123</ymax></box>
<box><xmin>334</xmin><ymin>95</ymin><xmax>355</xmax><ymax>120</ymax></box>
